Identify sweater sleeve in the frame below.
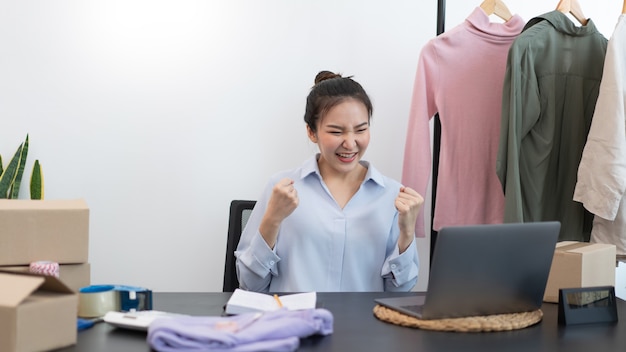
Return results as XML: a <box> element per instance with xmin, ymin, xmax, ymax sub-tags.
<box><xmin>402</xmin><ymin>41</ymin><xmax>440</xmax><ymax>238</ymax></box>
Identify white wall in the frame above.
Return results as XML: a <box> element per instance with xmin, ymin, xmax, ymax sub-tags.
<box><xmin>0</xmin><ymin>1</ymin><xmax>619</xmax><ymax>292</ymax></box>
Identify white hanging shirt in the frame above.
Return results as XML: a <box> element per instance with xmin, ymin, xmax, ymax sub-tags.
<box><xmin>574</xmin><ymin>15</ymin><xmax>626</xmax><ymax>255</ymax></box>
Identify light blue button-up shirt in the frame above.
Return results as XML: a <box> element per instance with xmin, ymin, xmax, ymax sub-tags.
<box><xmin>235</xmin><ymin>155</ymin><xmax>419</xmax><ymax>292</ymax></box>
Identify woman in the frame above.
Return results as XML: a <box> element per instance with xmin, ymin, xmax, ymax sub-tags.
<box><xmin>235</xmin><ymin>71</ymin><xmax>423</xmax><ymax>292</ymax></box>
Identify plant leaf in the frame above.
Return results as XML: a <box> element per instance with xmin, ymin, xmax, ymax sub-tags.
<box><xmin>30</xmin><ymin>159</ymin><xmax>43</xmax><ymax>200</ymax></box>
<box><xmin>0</xmin><ymin>154</ymin><xmax>4</xmax><ymax>176</ymax></box>
<box><xmin>10</xmin><ymin>134</ymin><xmax>29</xmax><ymax>199</ymax></box>
<box><xmin>0</xmin><ymin>143</ymin><xmax>23</xmax><ymax>199</ymax></box>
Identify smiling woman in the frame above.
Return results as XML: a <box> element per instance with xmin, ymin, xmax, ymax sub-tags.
<box><xmin>304</xmin><ymin>73</ymin><xmax>372</xmax><ymax>209</ymax></box>
<box><xmin>234</xmin><ymin>70</ymin><xmax>424</xmax><ymax>293</ymax></box>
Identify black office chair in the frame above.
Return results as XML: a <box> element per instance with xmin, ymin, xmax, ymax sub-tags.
<box><xmin>223</xmin><ymin>200</ymin><xmax>257</xmax><ymax>292</ymax></box>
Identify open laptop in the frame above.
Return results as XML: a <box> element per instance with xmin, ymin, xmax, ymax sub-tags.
<box><xmin>375</xmin><ymin>221</ymin><xmax>560</xmax><ymax>320</ymax></box>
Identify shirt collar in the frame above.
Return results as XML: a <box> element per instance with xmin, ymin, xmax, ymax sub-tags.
<box><xmin>299</xmin><ymin>154</ymin><xmax>387</xmax><ymax>187</ymax></box>
<box><xmin>524</xmin><ymin>10</ymin><xmax>599</xmax><ymax>37</ymax></box>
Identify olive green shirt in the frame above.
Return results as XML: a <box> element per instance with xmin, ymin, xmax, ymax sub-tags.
<box><xmin>497</xmin><ymin>11</ymin><xmax>607</xmax><ymax>241</ymax></box>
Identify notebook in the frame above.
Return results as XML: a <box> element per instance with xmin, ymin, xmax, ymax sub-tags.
<box><xmin>375</xmin><ymin>221</ymin><xmax>560</xmax><ymax>320</ymax></box>
<box><xmin>225</xmin><ymin>289</ymin><xmax>317</xmax><ymax>315</ymax></box>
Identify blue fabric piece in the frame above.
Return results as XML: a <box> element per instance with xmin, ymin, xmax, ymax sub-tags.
<box><xmin>147</xmin><ymin>308</ymin><xmax>333</xmax><ymax>352</ymax></box>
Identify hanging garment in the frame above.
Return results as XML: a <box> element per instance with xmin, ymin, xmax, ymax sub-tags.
<box><xmin>402</xmin><ymin>7</ymin><xmax>524</xmax><ymax>238</ymax></box>
<box><xmin>574</xmin><ymin>15</ymin><xmax>626</xmax><ymax>255</ymax></box>
<box><xmin>497</xmin><ymin>11</ymin><xmax>608</xmax><ymax>241</ymax></box>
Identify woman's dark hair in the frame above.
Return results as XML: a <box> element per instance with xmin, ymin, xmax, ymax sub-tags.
<box><xmin>304</xmin><ymin>70</ymin><xmax>373</xmax><ymax>133</ymax></box>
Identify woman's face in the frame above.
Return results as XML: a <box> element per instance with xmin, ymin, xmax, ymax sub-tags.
<box><xmin>307</xmin><ymin>99</ymin><xmax>370</xmax><ymax>177</ymax></box>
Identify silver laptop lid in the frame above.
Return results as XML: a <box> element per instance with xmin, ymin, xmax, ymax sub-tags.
<box><xmin>421</xmin><ymin>221</ymin><xmax>560</xmax><ymax>319</ymax></box>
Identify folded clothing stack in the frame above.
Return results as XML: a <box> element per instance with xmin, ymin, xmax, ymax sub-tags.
<box><xmin>147</xmin><ymin>308</ymin><xmax>334</xmax><ymax>352</ymax></box>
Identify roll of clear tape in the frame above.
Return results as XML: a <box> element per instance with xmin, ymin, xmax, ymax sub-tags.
<box><xmin>78</xmin><ymin>285</ymin><xmax>121</xmax><ymax>318</ymax></box>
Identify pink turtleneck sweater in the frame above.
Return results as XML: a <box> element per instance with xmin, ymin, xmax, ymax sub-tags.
<box><xmin>402</xmin><ymin>7</ymin><xmax>524</xmax><ymax>237</ymax></box>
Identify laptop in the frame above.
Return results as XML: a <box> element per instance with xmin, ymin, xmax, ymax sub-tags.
<box><xmin>375</xmin><ymin>221</ymin><xmax>560</xmax><ymax>320</ymax></box>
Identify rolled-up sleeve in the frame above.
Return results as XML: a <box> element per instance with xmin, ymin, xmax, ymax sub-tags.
<box><xmin>235</xmin><ymin>231</ymin><xmax>281</xmax><ymax>293</ymax></box>
<box><xmin>382</xmin><ymin>238</ymin><xmax>419</xmax><ymax>291</ymax></box>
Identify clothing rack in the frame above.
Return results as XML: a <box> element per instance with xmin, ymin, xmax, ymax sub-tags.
<box><xmin>429</xmin><ymin>0</ymin><xmax>446</xmax><ymax>264</ymax></box>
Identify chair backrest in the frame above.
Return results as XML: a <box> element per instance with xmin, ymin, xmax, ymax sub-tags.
<box><xmin>223</xmin><ymin>200</ymin><xmax>256</xmax><ymax>292</ymax></box>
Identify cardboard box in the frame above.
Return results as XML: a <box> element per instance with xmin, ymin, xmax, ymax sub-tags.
<box><xmin>0</xmin><ymin>270</ymin><xmax>78</xmax><ymax>352</ymax></box>
<box><xmin>0</xmin><ymin>199</ymin><xmax>89</xmax><ymax>266</ymax></box>
<box><xmin>0</xmin><ymin>263</ymin><xmax>91</xmax><ymax>292</ymax></box>
<box><xmin>544</xmin><ymin>241</ymin><xmax>616</xmax><ymax>303</ymax></box>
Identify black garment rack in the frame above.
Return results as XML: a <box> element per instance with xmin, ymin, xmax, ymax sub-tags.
<box><xmin>430</xmin><ymin>0</ymin><xmax>446</xmax><ymax>264</ymax></box>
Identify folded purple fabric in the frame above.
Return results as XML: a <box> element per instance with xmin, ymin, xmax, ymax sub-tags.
<box><xmin>147</xmin><ymin>308</ymin><xmax>334</xmax><ymax>352</ymax></box>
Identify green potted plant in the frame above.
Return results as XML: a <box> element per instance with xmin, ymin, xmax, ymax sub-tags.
<box><xmin>0</xmin><ymin>134</ymin><xmax>44</xmax><ymax>199</ymax></box>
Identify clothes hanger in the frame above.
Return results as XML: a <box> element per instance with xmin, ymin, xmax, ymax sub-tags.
<box><xmin>556</xmin><ymin>0</ymin><xmax>588</xmax><ymax>25</ymax></box>
<box><xmin>480</xmin><ymin>0</ymin><xmax>513</xmax><ymax>21</ymax></box>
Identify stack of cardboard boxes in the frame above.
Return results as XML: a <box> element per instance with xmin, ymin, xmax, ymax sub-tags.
<box><xmin>0</xmin><ymin>199</ymin><xmax>90</xmax><ymax>352</ymax></box>
<box><xmin>0</xmin><ymin>198</ymin><xmax>91</xmax><ymax>291</ymax></box>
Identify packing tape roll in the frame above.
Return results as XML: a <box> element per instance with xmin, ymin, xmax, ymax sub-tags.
<box><xmin>78</xmin><ymin>285</ymin><xmax>120</xmax><ymax>318</ymax></box>
<box><xmin>78</xmin><ymin>284</ymin><xmax>153</xmax><ymax>318</ymax></box>
<box><xmin>29</xmin><ymin>261</ymin><xmax>60</xmax><ymax>278</ymax></box>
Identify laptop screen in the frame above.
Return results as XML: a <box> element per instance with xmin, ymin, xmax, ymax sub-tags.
<box><xmin>376</xmin><ymin>221</ymin><xmax>560</xmax><ymax>320</ymax></box>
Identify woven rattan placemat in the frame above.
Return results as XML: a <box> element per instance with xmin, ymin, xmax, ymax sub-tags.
<box><xmin>373</xmin><ymin>305</ymin><xmax>543</xmax><ymax>332</ymax></box>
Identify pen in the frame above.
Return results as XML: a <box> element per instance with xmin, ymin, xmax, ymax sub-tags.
<box><xmin>274</xmin><ymin>294</ymin><xmax>283</xmax><ymax>308</ymax></box>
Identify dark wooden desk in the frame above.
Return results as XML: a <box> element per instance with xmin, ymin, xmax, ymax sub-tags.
<box><xmin>60</xmin><ymin>292</ymin><xmax>625</xmax><ymax>352</ymax></box>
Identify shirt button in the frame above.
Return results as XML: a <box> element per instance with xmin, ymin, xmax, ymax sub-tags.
<box><xmin>390</xmin><ymin>264</ymin><xmax>397</xmax><ymax>269</ymax></box>
<box><xmin>269</xmin><ymin>260</ymin><xmax>275</xmax><ymax>266</ymax></box>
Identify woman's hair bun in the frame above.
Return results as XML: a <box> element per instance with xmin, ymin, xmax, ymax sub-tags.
<box><xmin>314</xmin><ymin>70</ymin><xmax>342</xmax><ymax>85</ymax></box>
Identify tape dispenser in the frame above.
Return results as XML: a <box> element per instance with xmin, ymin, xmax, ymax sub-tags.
<box><xmin>78</xmin><ymin>284</ymin><xmax>153</xmax><ymax>318</ymax></box>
